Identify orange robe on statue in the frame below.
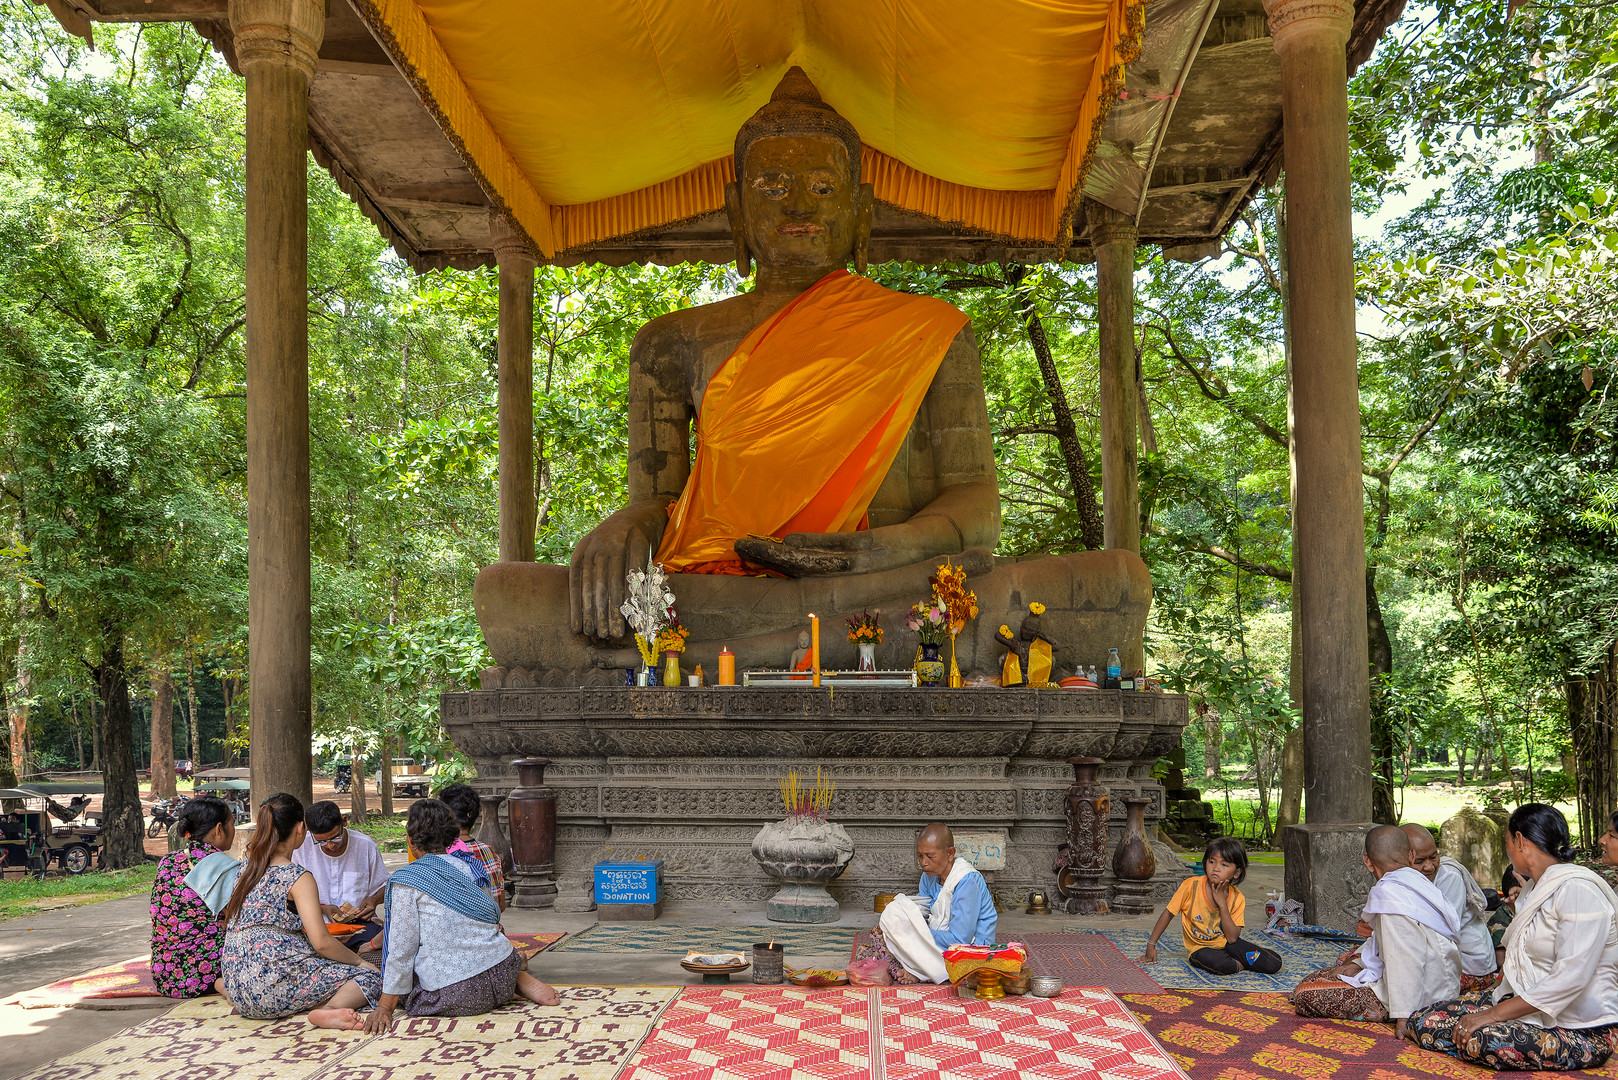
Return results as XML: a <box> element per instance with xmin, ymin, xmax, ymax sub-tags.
<box><xmin>655</xmin><ymin>270</ymin><xmax>970</xmax><ymax>575</ymax></box>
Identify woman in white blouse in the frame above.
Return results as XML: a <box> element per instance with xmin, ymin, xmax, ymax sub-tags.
<box><xmin>1407</xmin><ymin>804</ymin><xmax>1618</xmax><ymax>1070</ymax></box>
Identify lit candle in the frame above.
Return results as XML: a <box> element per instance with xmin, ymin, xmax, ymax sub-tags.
<box><xmin>718</xmin><ymin>646</ymin><xmax>736</xmax><ymax>686</ymax></box>
<box><xmin>810</xmin><ymin>614</ymin><xmax>821</xmax><ymax>688</ymax></box>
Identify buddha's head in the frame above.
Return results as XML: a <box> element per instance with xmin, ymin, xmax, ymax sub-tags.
<box><xmin>728</xmin><ymin>67</ymin><xmax>875</xmax><ymax>278</ymax></box>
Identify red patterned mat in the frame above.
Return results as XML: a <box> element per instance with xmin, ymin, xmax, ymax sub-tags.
<box><xmin>620</xmin><ymin>984</ymin><xmax>1190</xmax><ymax>1080</ymax></box>
<box><xmin>6</xmin><ymin>955</ymin><xmax>160</xmax><ymax>1008</ymax></box>
<box><xmin>1020</xmin><ymin>932</ymin><xmax>1164</xmax><ymax>994</ymax></box>
<box><xmin>1120</xmin><ymin>990</ymin><xmax>1618</xmax><ymax>1080</ymax></box>
<box><xmin>8</xmin><ymin>933</ymin><xmax>565</xmax><ymax>1009</ymax></box>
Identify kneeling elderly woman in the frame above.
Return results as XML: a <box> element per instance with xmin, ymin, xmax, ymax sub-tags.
<box><xmin>1407</xmin><ymin>804</ymin><xmax>1618</xmax><ymax>1071</ymax></box>
<box><xmin>364</xmin><ymin>799</ymin><xmax>557</xmax><ymax>1033</ymax></box>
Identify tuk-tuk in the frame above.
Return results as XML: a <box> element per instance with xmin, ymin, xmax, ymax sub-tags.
<box><xmin>194</xmin><ymin>776</ymin><xmax>253</xmax><ymax>823</ymax></box>
<box><xmin>0</xmin><ymin>782</ymin><xmax>105</xmax><ymax>876</ymax></box>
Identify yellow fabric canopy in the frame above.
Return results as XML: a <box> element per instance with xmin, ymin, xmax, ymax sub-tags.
<box><xmin>353</xmin><ymin>0</ymin><xmax>1143</xmax><ymax>257</ymax></box>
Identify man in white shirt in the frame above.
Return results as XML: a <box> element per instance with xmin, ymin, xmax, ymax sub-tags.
<box><xmin>1403</xmin><ymin>823</ymin><xmax>1498</xmax><ymax>990</ymax></box>
<box><xmin>1292</xmin><ymin>826</ymin><xmax>1461</xmax><ymax>1037</ymax></box>
<box><xmin>295</xmin><ymin>801</ymin><xmax>389</xmax><ymax>946</ymax></box>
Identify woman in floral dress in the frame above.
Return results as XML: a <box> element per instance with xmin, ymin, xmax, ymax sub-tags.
<box><xmin>149</xmin><ymin>796</ymin><xmax>235</xmax><ymax>997</ymax></box>
<box><xmin>221</xmin><ymin>793</ymin><xmax>382</xmax><ymax>1028</ymax></box>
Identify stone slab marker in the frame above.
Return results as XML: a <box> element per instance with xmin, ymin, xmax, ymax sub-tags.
<box><xmin>233</xmin><ymin>0</ymin><xmax>324</xmax><ymax>808</ymax></box>
<box><xmin>1266</xmin><ymin>0</ymin><xmax>1374</xmax><ymax>928</ymax></box>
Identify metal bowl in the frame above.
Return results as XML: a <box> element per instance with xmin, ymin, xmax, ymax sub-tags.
<box><xmin>1028</xmin><ymin>976</ymin><xmax>1064</xmax><ymax>998</ymax></box>
<box><xmin>874</xmin><ymin>892</ymin><xmax>899</xmax><ymax>913</ymax></box>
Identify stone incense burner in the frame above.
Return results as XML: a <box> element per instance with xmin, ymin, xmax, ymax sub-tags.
<box><xmin>752</xmin><ymin>815</ymin><xmax>855</xmax><ymax>923</ymax></box>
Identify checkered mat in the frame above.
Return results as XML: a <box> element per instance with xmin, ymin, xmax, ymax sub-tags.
<box><xmin>553</xmin><ymin>922</ymin><xmax>862</xmax><ymax>955</ymax></box>
<box><xmin>1121</xmin><ymin>989</ymin><xmax>1618</xmax><ymax>1080</ymax></box>
<box><xmin>620</xmin><ymin>984</ymin><xmax>1191</xmax><ymax>1080</ymax></box>
<box><xmin>1095</xmin><ymin>928</ymin><xmax>1351</xmax><ymax>991</ymax></box>
<box><xmin>11</xmin><ymin>985</ymin><xmax>679</xmax><ymax>1080</ymax></box>
<box><xmin>7</xmin><ymin>933</ymin><xmax>566</xmax><ymax>1009</ymax></box>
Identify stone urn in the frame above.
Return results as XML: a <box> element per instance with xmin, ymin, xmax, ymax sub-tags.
<box><xmin>752</xmin><ymin>816</ymin><xmax>855</xmax><ymax>923</ymax></box>
<box><xmin>476</xmin><ymin>793</ymin><xmax>514</xmax><ymax>883</ymax></box>
<box><xmin>507</xmin><ymin>758</ymin><xmax>557</xmax><ymax>909</ymax></box>
<box><xmin>1057</xmin><ymin>756</ymin><xmax>1110</xmax><ymax>915</ymax></box>
<box><xmin>1109</xmin><ymin>796</ymin><xmax>1156</xmax><ymax>914</ymax></box>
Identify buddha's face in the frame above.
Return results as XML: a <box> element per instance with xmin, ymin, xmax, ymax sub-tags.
<box><xmin>739</xmin><ymin>134</ymin><xmax>858</xmax><ymax>271</ymax></box>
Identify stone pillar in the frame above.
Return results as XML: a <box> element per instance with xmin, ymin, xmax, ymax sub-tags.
<box><xmin>1089</xmin><ymin>202</ymin><xmax>1140</xmax><ymax>559</ymax></box>
<box><xmin>491</xmin><ymin>213</ymin><xmax>537</xmax><ymax>563</ymax></box>
<box><xmin>1266</xmin><ymin>0</ymin><xmax>1373</xmax><ymax>927</ymax></box>
<box><xmin>233</xmin><ymin>0</ymin><xmax>323</xmax><ymax>808</ymax></box>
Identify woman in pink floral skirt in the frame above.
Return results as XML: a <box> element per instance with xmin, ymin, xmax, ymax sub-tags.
<box><xmin>148</xmin><ymin>796</ymin><xmax>235</xmax><ymax>997</ymax></box>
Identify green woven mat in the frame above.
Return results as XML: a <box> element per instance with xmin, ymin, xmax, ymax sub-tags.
<box><xmin>554</xmin><ymin>922</ymin><xmax>863</xmax><ymax>954</ymax></box>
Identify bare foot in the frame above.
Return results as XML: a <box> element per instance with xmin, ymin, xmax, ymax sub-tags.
<box><xmin>212</xmin><ymin>978</ymin><xmax>227</xmax><ymax>999</ymax></box>
<box><xmin>517</xmin><ymin>972</ymin><xmax>561</xmax><ymax>1006</ymax></box>
<box><xmin>308</xmin><ymin>1007</ymin><xmax>365</xmax><ymax>1030</ymax></box>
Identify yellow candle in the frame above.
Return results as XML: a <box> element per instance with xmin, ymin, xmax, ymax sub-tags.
<box><xmin>718</xmin><ymin>646</ymin><xmax>736</xmax><ymax>686</ymax></box>
<box><xmin>810</xmin><ymin>614</ymin><xmax>821</xmax><ymax>688</ymax></box>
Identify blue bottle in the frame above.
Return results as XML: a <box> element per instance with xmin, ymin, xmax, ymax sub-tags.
<box><xmin>1106</xmin><ymin>648</ymin><xmax>1122</xmax><ymax>689</ymax></box>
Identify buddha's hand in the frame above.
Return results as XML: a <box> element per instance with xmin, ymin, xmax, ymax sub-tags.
<box><xmin>570</xmin><ymin>501</ymin><xmax>668</xmax><ymax>641</ymax></box>
<box><xmin>735</xmin><ymin>528</ymin><xmax>994</xmax><ymax>579</ymax></box>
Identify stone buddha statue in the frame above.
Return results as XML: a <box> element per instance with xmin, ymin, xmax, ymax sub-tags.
<box><xmin>475</xmin><ymin>68</ymin><xmax>1151</xmax><ymax>686</ymax></box>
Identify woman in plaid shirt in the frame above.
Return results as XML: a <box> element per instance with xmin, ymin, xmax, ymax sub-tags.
<box><xmin>439</xmin><ymin>785</ymin><xmax>506</xmax><ymax>910</ymax></box>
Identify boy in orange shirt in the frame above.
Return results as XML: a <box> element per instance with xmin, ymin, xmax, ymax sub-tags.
<box><xmin>1142</xmin><ymin>837</ymin><xmax>1282</xmax><ymax>975</ymax></box>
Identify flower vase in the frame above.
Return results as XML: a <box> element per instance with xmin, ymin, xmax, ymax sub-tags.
<box><xmin>662</xmin><ymin>650</ymin><xmax>681</xmax><ymax>688</ymax></box>
<box><xmin>857</xmin><ymin>642</ymin><xmax>877</xmax><ymax>672</ymax></box>
<box><xmin>1056</xmin><ymin>756</ymin><xmax>1110</xmax><ymax>915</ymax></box>
<box><xmin>916</xmin><ymin>642</ymin><xmax>945</xmax><ymax>687</ymax></box>
<box><xmin>1109</xmin><ymin>796</ymin><xmax>1157</xmax><ymax>914</ymax></box>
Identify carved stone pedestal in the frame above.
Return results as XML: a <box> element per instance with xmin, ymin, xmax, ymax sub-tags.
<box><xmin>1282</xmin><ymin>822</ymin><xmax>1374</xmax><ymax>931</ymax></box>
<box><xmin>445</xmin><ymin>688</ymin><xmax>1194</xmax><ymax>905</ymax></box>
<box><xmin>1058</xmin><ymin>757</ymin><xmax>1110</xmax><ymax>916</ymax></box>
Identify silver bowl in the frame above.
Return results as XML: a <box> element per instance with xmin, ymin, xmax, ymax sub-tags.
<box><xmin>1029</xmin><ymin>975</ymin><xmax>1064</xmax><ymax>998</ymax></box>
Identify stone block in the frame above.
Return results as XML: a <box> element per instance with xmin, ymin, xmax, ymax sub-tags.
<box><xmin>954</xmin><ymin>830</ymin><xmax>1007</xmax><ymax>870</ymax></box>
<box><xmin>597</xmin><ymin>901</ymin><xmax>662</xmax><ymax>921</ymax></box>
<box><xmin>1282</xmin><ymin>822</ymin><xmax>1375</xmax><ymax>931</ymax></box>
<box><xmin>1438</xmin><ymin>809</ymin><xmax>1505</xmax><ymax>888</ymax></box>
<box><xmin>553</xmin><ymin>871</ymin><xmax>596</xmax><ymax>913</ymax></box>
<box><xmin>478</xmin><ymin>666</ymin><xmax>506</xmax><ymax>691</ymax></box>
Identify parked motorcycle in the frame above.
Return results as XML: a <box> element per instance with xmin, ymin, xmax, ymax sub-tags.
<box><xmin>147</xmin><ymin>795</ymin><xmax>190</xmax><ymax>838</ymax></box>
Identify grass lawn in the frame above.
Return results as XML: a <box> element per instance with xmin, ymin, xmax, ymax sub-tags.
<box><xmin>0</xmin><ymin>862</ymin><xmax>158</xmax><ymax>920</ymax></box>
<box><xmin>349</xmin><ymin>813</ymin><xmax>409</xmax><ymax>854</ymax></box>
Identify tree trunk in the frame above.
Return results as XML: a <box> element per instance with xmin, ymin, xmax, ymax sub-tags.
<box><xmin>1367</xmin><ymin>567</ymin><xmax>1398</xmax><ymax>824</ymax></box>
<box><xmin>9</xmin><ymin>628</ymin><xmax>27</xmax><ymax>782</ymax></box>
<box><xmin>89</xmin><ymin>695</ymin><xmax>102</xmax><ymax>774</ymax></box>
<box><xmin>149</xmin><ymin>671</ymin><xmax>176</xmax><ymax>799</ymax></box>
<box><xmin>1200</xmin><ymin>702</ymin><xmax>1221</xmax><ymax>783</ymax></box>
<box><xmin>1005</xmin><ymin>263</ymin><xmax>1105</xmax><ymax>550</ymax></box>
<box><xmin>1570</xmin><ymin>640</ymin><xmax>1618</xmax><ymax>844</ymax></box>
<box><xmin>222</xmin><ymin>676</ymin><xmax>242</xmax><ymax>767</ymax></box>
<box><xmin>349</xmin><ymin>741</ymin><xmax>369</xmax><ymax>820</ymax></box>
<box><xmin>184</xmin><ymin>657</ymin><xmax>201</xmax><ymax>767</ymax></box>
<box><xmin>95</xmin><ymin>627</ymin><xmax>146</xmax><ymax>869</ymax></box>
<box><xmin>0</xmin><ymin>672</ymin><xmax>14</xmax><ymax>790</ymax></box>
<box><xmin>1277</xmin><ymin>727</ymin><xmax>1304</xmax><ymax>827</ymax></box>
<box><xmin>378</xmin><ymin>732</ymin><xmax>394</xmax><ymax>816</ymax></box>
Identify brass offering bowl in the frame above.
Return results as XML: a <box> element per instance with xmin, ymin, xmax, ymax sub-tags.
<box><xmin>1029</xmin><ymin>975</ymin><xmax>1064</xmax><ymax>998</ymax></box>
<box><xmin>874</xmin><ymin>892</ymin><xmax>898</xmax><ymax>913</ymax></box>
<box><xmin>1026</xmin><ymin>890</ymin><xmax>1050</xmax><ymax>915</ymax></box>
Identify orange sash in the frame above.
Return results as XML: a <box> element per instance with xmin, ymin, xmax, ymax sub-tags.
<box><xmin>655</xmin><ymin>270</ymin><xmax>969</xmax><ymax>574</ymax></box>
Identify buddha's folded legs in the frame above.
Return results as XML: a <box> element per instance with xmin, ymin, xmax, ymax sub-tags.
<box><xmin>475</xmin><ymin>549</ymin><xmax>1150</xmax><ymax>687</ymax></box>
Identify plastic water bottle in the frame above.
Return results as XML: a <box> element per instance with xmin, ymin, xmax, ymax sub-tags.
<box><xmin>1106</xmin><ymin>649</ymin><xmax>1121</xmax><ymax>688</ymax></box>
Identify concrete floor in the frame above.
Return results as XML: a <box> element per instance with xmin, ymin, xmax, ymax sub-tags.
<box><xmin>0</xmin><ymin>858</ymin><xmax>1284</xmax><ymax>1080</ymax></box>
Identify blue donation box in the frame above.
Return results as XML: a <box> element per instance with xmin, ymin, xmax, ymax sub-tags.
<box><xmin>594</xmin><ymin>860</ymin><xmax>664</xmax><ymax>917</ymax></box>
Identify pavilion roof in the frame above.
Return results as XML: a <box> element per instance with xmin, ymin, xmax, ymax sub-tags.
<box><xmin>45</xmin><ymin>0</ymin><xmax>1405</xmax><ymax>268</ymax></box>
